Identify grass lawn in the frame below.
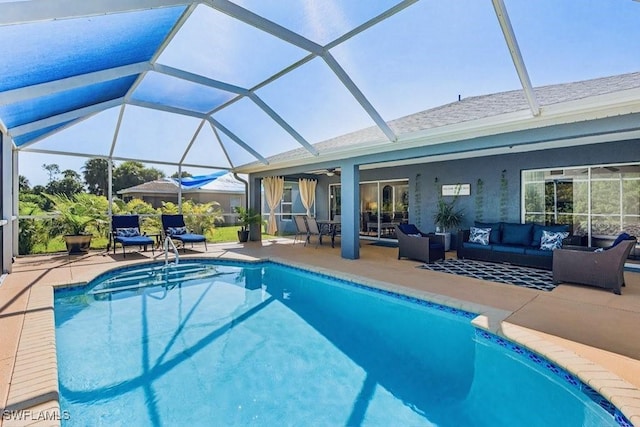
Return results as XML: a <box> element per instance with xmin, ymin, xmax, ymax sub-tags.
<box><xmin>29</xmin><ymin>226</ymin><xmax>283</xmax><ymax>254</ymax></box>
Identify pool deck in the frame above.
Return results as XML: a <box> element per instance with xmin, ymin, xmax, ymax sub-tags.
<box><xmin>1</xmin><ymin>239</ymin><xmax>639</xmax><ymax>426</ymax></box>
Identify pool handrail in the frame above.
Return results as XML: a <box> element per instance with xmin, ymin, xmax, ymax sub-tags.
<box><xmin>164</xmin><ymin>236</ymin><xmax>180</xmax><ymax>266</ymax></box>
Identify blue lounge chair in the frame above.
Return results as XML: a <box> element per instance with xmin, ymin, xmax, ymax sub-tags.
<box><xmin>161</xmin><ymin>214</ymin><xmax>207</xmax><ymax>252</ymax></box>
<box><xmin>111</xmin><ymin>215</ymin><xmax>154</xmax><ymax>258</ymax></box>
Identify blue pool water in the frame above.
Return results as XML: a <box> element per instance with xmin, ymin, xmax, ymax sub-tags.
<box><xmin>55</xmin><ymin>260</ymin><xmax>629</xmax><ymax>426</ymax></box>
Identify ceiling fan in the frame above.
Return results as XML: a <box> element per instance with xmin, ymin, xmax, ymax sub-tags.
<box><xmin>309</xmin><ymin>167</ymin><xmax>341</xmax><ymax>177</ymax></box>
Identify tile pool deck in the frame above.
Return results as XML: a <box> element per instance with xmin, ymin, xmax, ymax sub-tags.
<box><xmin>1</xmin><ymin>239</ymin><xmax>639</xmax><ymax>426</ymax></box>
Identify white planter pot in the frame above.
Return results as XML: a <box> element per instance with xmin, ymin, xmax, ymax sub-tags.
<box><xmin>436</xmin><ymin>232</ymin><xmax>451</xmax><ymax>251</ymax></box>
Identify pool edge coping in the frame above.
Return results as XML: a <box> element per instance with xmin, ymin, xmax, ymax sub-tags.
<box><xmin>10</xmin><ymin>254</ymin><xmax>640</xmax><ymax>427</ymax></box>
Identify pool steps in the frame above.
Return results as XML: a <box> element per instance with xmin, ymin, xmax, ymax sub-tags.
<box><xmin>89</xmin><ymin>263</ymin><xmax>222</xmax><ymax>295</ymax></box>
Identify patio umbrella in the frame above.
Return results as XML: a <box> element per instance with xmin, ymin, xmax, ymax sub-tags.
<box><xmin>264</xmin><ymin>176</ymin><xmax>284</xmax><ymax>235</ymax></box>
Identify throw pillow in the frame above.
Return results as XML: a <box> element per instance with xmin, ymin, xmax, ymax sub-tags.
<box><xmin>168</xmin><ymin>226</ymin><xmax>187</xmax><ymax>236</ymax></box>
<box><xmin>609</xmin><ymin>232</ymin><xmax>632</xmax><ymax>249</ymax></box>
<box><xmin>474</xmin><ymin>221</ymin><xmax>501</xmax><ymax>244</ymax></box>
<box><xmin>540</xmin><ymin>230</ymin><xmax>569</xmax><ymax>251</ymax></box>
<box><xmin>116</xmin><ymin>227</ymin><xmax>140</xmax><ymax>237</ymax></box>
<box><xmin>408</xmin><ymin>233</ymin><xmax>422</xmax><ymax>238</ymax></box>
<box><xmin>469</xmin><ymin>227</ymin><xmax>491</xmax><ymax>246</ymax></box>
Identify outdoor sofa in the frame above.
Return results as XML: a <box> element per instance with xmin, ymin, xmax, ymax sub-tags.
<box><xmin>457</xmin><ymin>221</ymin><xmax>577</xmax><ymax>270</ymax></box>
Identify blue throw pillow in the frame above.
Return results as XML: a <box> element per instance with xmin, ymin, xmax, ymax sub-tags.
<box><xmin>475</xmin><ymin>221</ymin><xmax>501</xmax><ymax>244</ymax></box>
<box><xmin>540</xmin><ymin>230</ymin><xmax>569</xmax><ymax>251</ymax></box>
<box><xmin>532</xmin><ymin>224</ymin><xmax>569</xmax><ymax>247</ymax></box>
<box><xmin>168</xmin><ymin>226</ymin><xmax>187</xmax><ymax>236</ymax></box>
<box><xmin>399</xmin><ymin>224</ymin><xmax>421</xmax><ymax>235</ymax></box>
<box><xmin>116</xmin><ymin>227</ymin><xmax>140</xmax><ymax>237</ymax></box>
<box><xmin>469</xmin><ymin>227</ymin><xmax>491</xmax><ymax>246</ymax></box>
<box><xmin>502</xmin><ymin>223</ymin><xmax>533</xmax><ymax>246</ymax></box>
<box><xmin>609</xmin><ymin>232</ymin><xmax>633</xmax><ymax>249</ymax></box>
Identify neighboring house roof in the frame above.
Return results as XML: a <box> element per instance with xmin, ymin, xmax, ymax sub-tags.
<box><xmin>118</xmin><ymin>173</ymin><xmax>245</xmax><ymax>195</ymax></box>
<box><xmin>118</xmin><ymin>180</ymin><xmax>179</xmax><ymax>195</ymax></box>
<box><xmin>240</xmin><ymin>71</ymin><xmax>640</xmax><ymax>170</ymax></box>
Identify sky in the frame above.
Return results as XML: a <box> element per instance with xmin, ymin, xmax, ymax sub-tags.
<box><xmin>11</xmin><ymin>0</ymin><xmax>640</xmax><ymax>187</ymax></box>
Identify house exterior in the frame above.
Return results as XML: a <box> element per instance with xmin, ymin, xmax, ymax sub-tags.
<box><xmin>118</xmin><ymin>173</ymin><xmax>246</xmax><ymax>224</ymax></box>
<box><xmin>240</xmin><ymin>72</ymin><xmax>640</xmax><ymax>260</ymax></box>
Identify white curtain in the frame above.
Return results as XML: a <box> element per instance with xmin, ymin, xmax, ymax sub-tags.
<box><xmin>299</xmin><ymin>178</ymin><xmax>317</xmax><ymax>217</ymax></box>
<box><xmin>264</xmin><ymin>176</ymin><xmax>284</xmax><ymax>235</ymax></box>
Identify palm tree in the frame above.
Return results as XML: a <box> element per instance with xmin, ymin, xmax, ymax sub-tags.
<box><xmin>82</xmin><ymin>158</ymin><xmax>109</xmax><ymax>196</ymax></box>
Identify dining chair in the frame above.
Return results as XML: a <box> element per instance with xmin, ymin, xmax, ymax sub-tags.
<box><xmin>303</xmin><ymin>217</ymin><xmax>322</xmax><ymax>248</ymax></box>
<box><xmin>293</xmin><ymin>215</ymin><xmax>309</xmax><ymax>245</ymax></box>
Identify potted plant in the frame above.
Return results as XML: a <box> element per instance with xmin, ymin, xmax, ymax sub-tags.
<box><xmin>434</xmin><ymin>197</ymin><xmax>464</xmax><ymax>251</ymax></box>
<box><xmin>234</xmin><ymin>206</ymin><xmax>263</xmax><ymax>243</ymax></box>
<box><xmin>45</xmin><ymin>193</ymin><xmax>105</xmax><ymax>254</ymax></box>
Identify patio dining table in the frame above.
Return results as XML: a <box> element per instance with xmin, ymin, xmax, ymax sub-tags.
<box><xmin>316</xmin><ymin>219</ymin><xmax>340</xmax><ymax>248</ymax></box>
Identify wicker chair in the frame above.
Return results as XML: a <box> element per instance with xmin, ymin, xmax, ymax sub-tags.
<box><xmin>552</xmin><ymin>236</ymin><xmax>637</xmax><ymax>295</ymax></box>
<box><xmin>395</xmin><ymin>224</ymin><xmax>445</xmax><ymax>263</ymax></box>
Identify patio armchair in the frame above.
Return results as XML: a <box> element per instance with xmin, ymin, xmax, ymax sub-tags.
<box><xmin>552</xmin><ymin>234</ymin><xmax>637</xmax><ymax>294</ymax></box>
<box><xmin>161</xmin><ymin>214</ymin><xmax>207</xmax><ymax>252</ymax></box>
<box><xmin>395</xmin><ymin>224</ymin><xmax>445</xmax><ymax>263</ymax></box>
<box><xmin>111</xmin><ymin>215</ymin><xmax>155</xmax><ymax>258</ymax></box>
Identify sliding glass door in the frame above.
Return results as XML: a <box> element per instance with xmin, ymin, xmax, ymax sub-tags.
<box><xmin>330</xmin><ymin>179</ymin><xmax>409</xmax><ymax>240</ymax></box>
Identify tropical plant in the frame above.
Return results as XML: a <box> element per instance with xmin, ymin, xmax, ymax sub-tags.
<box><xmin>434</xmin><ymin>197</ymin><xmax>464</xmax><ymax>232</ymax></box>
<box><xmin>234</xmin><ymin>206</ymin><xmax>263</xmax><ymax>232</ymax></box>
<box><xmin>45</xmin><ymin>193</ymin><xmax>107</xmax><ymax>236</ymax></box>
<box><xmin>181</xmin><ymin>200</ymin><xmax>225</xmax><ymax>234</ymax></box>
<box><xmin>18</xmin><ymin>201</ymin><xmax>46</xmax><ymax>255</ymax></box>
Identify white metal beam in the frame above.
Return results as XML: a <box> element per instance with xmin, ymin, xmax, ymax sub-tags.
<box><xmin>492</xmin><ymin>0</ymin><xmax>540</xmax><ymax>116</ymax></box>
<box><xmin>248</xmin><ymin>93</ymin><xmax>318</xmax><ymax>156</ymax></box>
<box><xmin>0</xmin><ymin>62</ymin><xmax>150</xmax><ymax>105</ymax></box>
<box><xmin>327</xmin><ymin>0</ymin><xmax>419</xmax><ymax>50</ymax></box>
<box><xmin>127</xmin><ymin>99</ymin><xmax>208</xmax><ymax>119</ymax></box>
<box><xmin>152</xmin><ymin>63</ymin><xmax>248</xmax><ymax>95</ymax></box>
<box><xmin>204</xmin><ymin>0</ymin><xmax>324</xmax><ymax>55</ymax></box>
<box><xmin>207</xmin><ymin>117</ymin><xmax>268</xmax><ymax>165</ymax></box>
<box><xmin>0</xmin><ymin>0</ymin><xmax>190</xmax><ymax>26</ymax></box>
<box><xmin>14</xmin><ymin>115</ymin><xmax>90</xmax><ymax>150</ymax></box>
<box><xmin>323</xmin><ymin>53</ymin><xmax>396</xmax><ymax>142</ymax></box>
<box><xmin>20</xmin><ymin>147</ymin><xmax>230</xmax><ymax>169</ymax></box>
<box><xmin>2</xmin><ymin>134</ymin><xmax>14</xmax><ymax>272</ymax></box>
<box><xmin>209</xmin><ymin>121</ymin><xmax>235</xmax><ymax>169</ymax></box>
<box><xmin>124</xmin><ymin>3</ymin><xmax>196</xmax><ymax>102</ymax></box>
<box><xmin>109</xmin><ymin>104</ymin><xmax>127</xmax><ymax>158</ymax></box>
<box><xmin>9</xmin><ymin>98</ymin><xmax>124</xmax><ymax>137</ymax></box>
<box><xmin>179</xmin><ymin>120</ymin><xmax>206</xmax><ymax>164</ymax></box>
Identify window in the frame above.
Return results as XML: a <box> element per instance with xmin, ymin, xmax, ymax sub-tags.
<box><xmin>281</xmin><ymin>186</ymin><xmax>292</xmax><ymax>221</ymax></box>
<box><xmin>522</xmin><ymin>163</ymin><xmax>640</xmax><ymax>246</ymax></box>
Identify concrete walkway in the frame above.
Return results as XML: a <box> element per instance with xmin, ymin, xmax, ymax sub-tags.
<box><xmin>1</xmin><ymin>239</ymin><xmax>639</xmax><ymax>425</ymax></box>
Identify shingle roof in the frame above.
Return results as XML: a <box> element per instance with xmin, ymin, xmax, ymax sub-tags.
<box><xmin>117</xmin><ymin>180</ymin><xmax>178</xmax><ymax>195</ymax></box>
<box><xmin>253</xmin><ymin>71</ymin><xmax>640</xmax><ymax>166</ymax></box>
<box><xmin>118</xmin><ymin>173</ymin><xmax>245</xmax><ymax>194</ymax></box>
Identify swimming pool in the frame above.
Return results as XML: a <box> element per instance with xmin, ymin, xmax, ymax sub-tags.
<box><xmin>55</xmin><ymin>260</ymin><xmax>630</xmax><ymax>426</ymax></box>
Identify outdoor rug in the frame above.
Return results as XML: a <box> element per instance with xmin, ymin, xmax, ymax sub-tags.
<box><xmin>418</xmin><ymin>259</ymin><xmax>556</xmax><ymax>291</ymax></box>
<box><xmin>369</xmin><ymin>241</ymin><xmax>399</xmax><ymax>248</ymax></box>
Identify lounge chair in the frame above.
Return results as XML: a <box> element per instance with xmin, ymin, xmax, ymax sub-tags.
<box><xmin>553</xmin><ymin>233</ymin><xmax>637</xmax><ymax>294</ymax></box>
<box><xmin>161</xmin><ymin>214</ymin><xmax>207</xmax><ymax>252</ymax></box>
<box><xmin>396</xmin><ymin>224</ymin><xmax>445</xmax><ymax>263</ymax></box>
<box><xmin>111</xmin><ymin>215</ymin><xmax>155</xmax><ymax>258</ymax></box>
